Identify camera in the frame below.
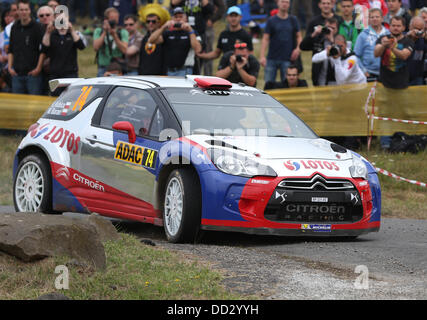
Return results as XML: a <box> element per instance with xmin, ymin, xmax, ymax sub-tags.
<box><xmin>321</xmin><ymin>26</ymin><xmax>331</xmax><ymax>35</ymax></box>
<box><xmin>236</xmin><ymin>55</ymin><xmax>243</xmax><ymax>63</ymax></box>
<box><xmin>386</xmin><ymin>34</ymin><xmax>394</xmax><ymax>39</ymax></box>
<box><xmin>174</xmin><ymin>22</ymin><xmax>182</xmax><ymax>29</ymax></box>
<box><xmin>108</xmin><ymin>20</ymin><xmax>116</xmax><ymax>29</ymax></box>
<box><xmin>415</xmin><ymin>30</ymin><xmax>424</xmax><ymax>37</ymax></box>
<box><xmin>329</xmin><ymin>45</ymin><xmax>341</xmax><ymax>56</ymax></box>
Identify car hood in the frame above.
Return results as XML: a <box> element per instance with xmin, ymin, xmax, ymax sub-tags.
<box><xmin>188</xmin><ymin>135</ymin><xmax>352</xmax><ymax>160</ymax></box>
<box><xmin>186</xmin><ymin>135</ymin><xmax>356</xmax><ymax>178</ymax></box>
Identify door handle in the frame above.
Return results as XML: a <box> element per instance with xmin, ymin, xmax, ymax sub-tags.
<box><xmin>85</xmin><ymin>135</ymin><xmax>98</xmax><ymax>144</ymax></box>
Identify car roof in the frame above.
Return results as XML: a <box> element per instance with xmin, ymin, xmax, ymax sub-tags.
<box><xmin>58</xmin><ymin>75</ymin><xmax>261</xmax><ymax>92</ymax></box>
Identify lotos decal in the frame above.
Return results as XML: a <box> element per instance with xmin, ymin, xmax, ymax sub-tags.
<box><xmin>114</xmin><ymin>141</ymin><xmax>158</xmax><ymax>169</ymax></box>
<box><xmin>284</xmin><ymin>160</ymin><xmax>340</xmax><ymax>171</ymax></box>
<box><xmin>30</xmin><ymin>124</ymin><xmax>81</xmax><ymax>154</ymax></box>
<box><xmin>284</xmin><ymin>160</ymin><xmax>301</xmax><ymax>171</ymax></box>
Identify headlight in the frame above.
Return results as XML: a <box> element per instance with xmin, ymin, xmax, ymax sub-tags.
<box><xmin>208</xmin><ymin>148</ymin><xmax>277</xmax><ymax>178</ymax></box>
<box><xmin>349</xmin><ymin>155</ymin><xmax>368</xmax><ymax>180</ymax></box>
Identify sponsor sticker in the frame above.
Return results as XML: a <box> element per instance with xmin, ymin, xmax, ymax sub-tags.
<box><xmin>114</xmin><ymin>141</ymin><xmax>158</xmax><ymax>169</ymax></box>
<box><xmin>301</xmin><ymin>224</ymin><xmax>332</xmax><ymax>232</ymax></box>
<box><xmin>311</xmin><ymin>197</ymin><xmax>328</xmax><ymax>203</ymax></box>
<box><xmin>284</xmin><ymin>160</ymin><xmax>340</xmax><ymax>171</ymax></box>
<box><xmin>30</xmin><ymin>124</ymin><xmax>81</xmax><ymax>154</ymax></box>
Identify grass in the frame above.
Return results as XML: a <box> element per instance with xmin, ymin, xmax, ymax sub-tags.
<box><xmin>0</xmin><ymin>233</ymin><xmax>241</xmax><ymax>300</ymax></box>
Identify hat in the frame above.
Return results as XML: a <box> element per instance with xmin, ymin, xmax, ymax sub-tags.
<box><xmin>227</xmin><ymin>6</ymin><xmax>242</xmax><ymax>16</ymax></box>
<box><xmin>138</xmin><ymin>4</ymin><xmax>171</xmax><ymax>26</ymax></box>
<box><xmin>172</xmin><ymin>7</ymin><xmax>185</xmax><ymax>15</ymax></box>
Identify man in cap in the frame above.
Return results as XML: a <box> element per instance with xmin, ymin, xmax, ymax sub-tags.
<box><xmin>197</xmin><ymin>6</ymin><xmax>253</xmax><ymax>61</ymax></box>
<box><xmin>148</xmin><ymin>7</ymin><xmax>201</xmax><ymax>76</ymax></box>
<box><xmin>216</xmin><ymin>41</ymin><xmax>260</xmax><ymax>87</ymax></box>
<box><xmin>128</xmin><ymin>5</ymin><xmax>168</xmax><ymax>75</ymax></box>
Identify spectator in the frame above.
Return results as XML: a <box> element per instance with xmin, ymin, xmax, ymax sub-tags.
<box><xmin>148</xmin><ymin>7</ymin><xmax>202</xmax><ymax>76</ymax></box>
<box><xmin>374</xmin><ymin>15</ymin><xmax>414</xmax><ymax>88</ymax></box>
<box><xmin>300</xmin><ymin>17</ymin><xmax>340</xmax><ymax>85</ymax></box>
<box><xmin>420</xmin><ymin>7</ymin><xmax>427</xmax><ymax>83</ymax></box>
<box><xmin>47</xmin><ymin>0</ymin><xmax>59</xmax><ymax>12</ymax></box>
<box><xmin>259</xmin><ymin>0</ymin><xmax>302</xmax><ymax>84</ymax></box>
<box><xmin>0</xmin><ymin>7</ymin><xmax>15</xmax><ymax>92</ymax></box>
<box><xmin>406</xmin><ymin>16</ymin><xmax>426</xmax><ymax>85</ymax></box>
<box><xmin>202</xmin><ymin>0</ymin><xmax>226</xmax><ymax>75</ymax></box>
<box><xmin>197</xmin><ymin>6</ymin><xmax>253</xmax><ymax>61</ymax></box>
<box><xmin>339</xmin><ymin>0</ymin><xmax>362</xmax><ymax>50</ymax></box>
<box><xmin>354</xmin><ymin>8</ymin><xmax>390</xmax><ymax>81</ymax></box>
<box><xmin>37</xmin><ymin>6</ymin><xmax>54</xmax><ymax>29</ymax></box>
<box><xmin>264</xmin><ymin>64</ymin><xmax>308</xmax><ymax>89</ymax></box>
<box><xmin>409</xmin><ymin>0</ymin><xmax>426</xmax><ymax>14</ymax></box>
<box><xmin>291</xmin><ymin>0</ymin><xmax>313</xmax><ymax>28</ymax></box>
<box><xmin>130</xmin><ymin>9</ymin><xmax>167</xmax><ymax>76</ymax></box>
<box><xmin>123</xmin><ymin>14</ymin><xmax>142</xmax><ymax>76</ymax></box>
<box><xmin>108</xmin><ymin>0</ymin><xmax>137</xmax><ymax>25</ymax></box>
<box><xmin>93</xmin><ymin>7</ymin><xmax>129</xmax><ymax>77</ymax></box>
<box><xmin>312</xmin><ymin>33</ymin><xmax>367</xmax><ymax>84</ymax></box>
<box><xmin>216</xmin><ymin>41</ymin><xmax>260</xmax><ymax>87</ymax></box>
<box><xmin>104</xmin><ymin>61</ymin><xmax>123</xmax><ymax>76</ymax></box>
<box><xmin>41</xmin><ymin>13</ymin><xmax>86</xmax><ymax>95</ymax></box>
<box><xmin>384</xmin><ymin>0</ymin><xmax>412</xmax><ymax>30</ymax></box>
<box><xmin>170</xmin><ymin>0</ymin><xmax>214</xmax><ymax>40</ymax></box>
<box><xmin>353</xmin><ymin>0</ymin><xmax>389</xmax><ymax>16</ymax></box>
<box><xmin>8</xmin><ymin>0</ymin><xmax>45</xmax><ymax>95</ymax></box>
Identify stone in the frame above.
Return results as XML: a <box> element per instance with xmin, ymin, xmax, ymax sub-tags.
<box><xmin>0</xmin><ymin>213</ymin><xmax>119</xmax><ymax>270</ymax></box>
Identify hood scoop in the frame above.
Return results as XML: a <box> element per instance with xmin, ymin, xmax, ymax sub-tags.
<box><xmin>205</xmin><ymin>140</ymin><xmax>246</xmax><ymax>151</ymax></box>
<box><xmin>331</xmin><ymin>143</ymin><xmax>347</xmax><ymax>153</ymax></box>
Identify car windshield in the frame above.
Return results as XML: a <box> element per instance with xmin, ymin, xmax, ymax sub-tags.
<box><xmin>162</xmin><ymin>88</ymin><xmax>317</xmax><ymax>138</ymax></box>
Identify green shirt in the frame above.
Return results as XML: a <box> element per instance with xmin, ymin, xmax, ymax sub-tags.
<box><xmin>338</xmin><ymin>20</ymin><xmax>360</xmax><ymax>50</ymax></box>
<box><xmin>94</xmin><ymin>27</ymin><xmax>129</xmax><ymax>67</ymax></box>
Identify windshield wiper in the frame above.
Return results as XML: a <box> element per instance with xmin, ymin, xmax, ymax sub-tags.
<box><xmin>270</xmin><ymin>135</ymin><xmax>295</xmax><ymax>138</ymax></box>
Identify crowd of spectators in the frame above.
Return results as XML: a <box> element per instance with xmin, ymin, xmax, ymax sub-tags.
<box><xmin>0</xmin><ymin>0</ymin><xmax>426</xmax><ymax>95</ymax></box>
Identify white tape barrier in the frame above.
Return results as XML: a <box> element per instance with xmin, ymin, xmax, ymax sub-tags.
<box><xmin>374</xmin><ymin>166</ymin><xmax>426</xmax><ymax>188</ymax></box>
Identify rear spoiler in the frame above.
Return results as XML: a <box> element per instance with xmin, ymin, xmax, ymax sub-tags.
<box><xmin>49</xmin><ymin>78</ymin><xmax>84</xmax><ymax>92</ymax></box>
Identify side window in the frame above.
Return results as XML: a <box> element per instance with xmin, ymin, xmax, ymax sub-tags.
<box><xmin>43</xmin><ymin>85</ymin><xmax>100</xmax><ymax>119</ymax></box>
<box><xmin>100</xmin><ymin>87</ymin><xmax>157</xmax><ymax>136</ymax></box>
<box><xmin>149</xmin><ymin>108</ymin><xmax>165</xmax><ymax>138</ymax></box>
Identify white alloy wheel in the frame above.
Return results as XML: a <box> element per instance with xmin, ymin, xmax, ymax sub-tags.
<box><xmin>15</xmin><ymin>161</ymin><xmax>45</xmax><ymax>212</ymax></box>
<box><xmin>164</xmin><ymin>177</ymin><xmax>184</xmax><ymax>237</ymax></box>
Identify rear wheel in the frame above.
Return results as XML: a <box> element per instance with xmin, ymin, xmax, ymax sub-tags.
<box><xmin>163</xmin><ymin>168</ymin><xmax>201</xmax><ymax>243</ymax></box>
<box><xmin>13</xmin><ymin>154</ymin><xmax>53</xmax><ymax>213</ymax></box>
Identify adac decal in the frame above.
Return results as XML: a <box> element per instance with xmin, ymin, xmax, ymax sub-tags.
<box><xmin>30</xmin><ymin>124</ymin><xmax>81</xmax><ymax>154</ymax></box>
<box><xmin>284</xmin><ymin>160</ymin><xmax>340</xmax><ymax>171</ymax></box>
<box><xmin>114</xmin><ymin>140</ymin><xmax>158</xmax><ymax>169</ymax></box>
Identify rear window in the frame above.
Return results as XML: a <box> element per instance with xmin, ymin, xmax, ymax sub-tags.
<box><xmin>43</xmin><ymin>85</ymin><xmax>107</xmax><ymax>120</ymax></box>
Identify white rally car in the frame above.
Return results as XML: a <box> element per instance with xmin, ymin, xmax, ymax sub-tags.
<box><xmin>13</xmin><ymin>76</ymin><xmax>381</xmax><ymax>242</ymax></box>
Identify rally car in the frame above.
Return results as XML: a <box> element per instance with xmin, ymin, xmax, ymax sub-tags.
<box><xmin>13</xmin><ymin>75</ymin><xmax>381</xmax><ymax>242</ymax></box>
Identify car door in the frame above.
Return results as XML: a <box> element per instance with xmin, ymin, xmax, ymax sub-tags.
<box><xmin>78</xmin><ymin>85</ymin><xmax>168</xmax><ymax>219</ymax></box>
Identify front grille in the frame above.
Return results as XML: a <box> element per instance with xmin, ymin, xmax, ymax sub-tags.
<box><xmin>264</xmin><ymin>175</ymin><xmax>363</xmax><ymax>224</ymax></box>
<box><xmin>278</xmin><ymin>175</ymin><xmax>354</xmax><ymax>190</ymax></box>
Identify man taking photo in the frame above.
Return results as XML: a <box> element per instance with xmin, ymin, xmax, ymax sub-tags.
<box><xmin>312</xmin><ymin>34</ymin><xmax>367</xmax><ymax>85</ymax></box>
<box><xmin>374</xmin><ymin>15</ymin><xmax>414</xmax><ymax>89</ymax></box>
<box><xmin>216</xmin><ymin>41</ymin><xmax>259</xmax><ymax>87</ymax></box>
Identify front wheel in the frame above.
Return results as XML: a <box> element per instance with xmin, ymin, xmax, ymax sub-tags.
<box><xmin>163</xmin><ymin>168</ymin><xmax>201</xmax><ymax>243</ymax></box>
<box><xmin>13</xmin><ymin>154</ymin><xmax>53</xmax><ymax>213</ymax></box>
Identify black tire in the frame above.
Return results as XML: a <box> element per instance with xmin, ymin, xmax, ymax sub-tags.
<box><xmin>13</xmin><ymin>153</ymin><xmax>54</xmax><ymax>213</ymax></box>
<box><xmin>162</xmin><ymin>168</ymin><xmax>202</xmax><ymax>243</ymax></box>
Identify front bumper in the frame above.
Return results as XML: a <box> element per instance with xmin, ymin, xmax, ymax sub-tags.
<box><xmin>200</xmin><ymin>172</ymin><xmax>381</xmax><ymax>237</ymax></box>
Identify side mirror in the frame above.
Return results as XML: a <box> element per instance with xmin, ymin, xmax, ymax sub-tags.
<box><xmin>112</xmin><ymin>121</ymin><xmax>136</xmax><ymax>144</ymax></box>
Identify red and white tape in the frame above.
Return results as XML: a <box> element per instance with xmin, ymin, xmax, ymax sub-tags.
<box><xmin>374</xmin><ymin>166</ymin><xmax>426</xmax><ymax>188</ymax></box>
<box><xmin>368</xmin><ymin>115</ymin><xmax>427</xmax><ymax>125</ymax></box>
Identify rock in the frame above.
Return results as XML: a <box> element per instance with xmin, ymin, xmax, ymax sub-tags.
<box><xmin>37</xmin><ymin>292</ymin><xmax>70</xmax><ymax>300</ymax></box>
<box><xmin>87</xmin><ymin>214</ymin><xmax>120</xmax><ymax>243</ymax></box>
<box><xmin>0</xmin><ymin>213</ymin><xmax>119</xmax><ymax>270</ymax></box>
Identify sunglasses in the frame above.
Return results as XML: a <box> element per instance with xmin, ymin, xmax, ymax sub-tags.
<box><xmin>124</xmin><ymin>23</ymin><xmax>134</xmax><ymax>26</ymax></box>
<box><xmin>39</xmin><ymin>14</ymin><xmax>51</xmax><ymax>18</ymax></box>
<box><xmin>234</xmin><ymin>42</ymin><xmax>247</xmax><ymax>49</ymax></box>
<box><xmin>146</xmin><ymin>19</ymin><xmax>158</xmax><ymax>24</ymax></box>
